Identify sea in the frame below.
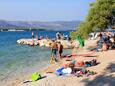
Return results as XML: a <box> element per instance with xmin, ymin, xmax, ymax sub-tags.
<box><xmin>0</xmin><ymin>30</ymin><xmax>71</xmax><ymax>85</ymax></box>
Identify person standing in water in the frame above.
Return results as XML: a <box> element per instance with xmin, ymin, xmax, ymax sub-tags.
<box><xmin>32</xmin><ymin>31</ymin><xmax>34</xmax><ymax>38</ymax></box>
<box><xmin>46</xmin><ymin>35</ymin><xmax>49</xmax><ymax>40</ymax></box>
<box><xmin>57</xmin><ymin>42</ymin><xmax>63</xmax><ymax>60</ymax></box>
<box><xmin>31</xmin><ymin>31</ymin><xmax>34</xmax><ymax>46</ymax></box>
<box><xmin>51</xmin><ymin>40</ymin><xmax>58</xmax><ymax>62</ymax></box>
<box><xmin>36</xmin><ymin>32</ymin><xmax>39</xmax><ymax>45</ymax></box>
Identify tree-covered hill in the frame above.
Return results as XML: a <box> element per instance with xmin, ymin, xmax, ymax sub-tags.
<box><xmin>0</xmin><ymin>20</ymin><xmax>81</xmax><ymax>31</ymax></box>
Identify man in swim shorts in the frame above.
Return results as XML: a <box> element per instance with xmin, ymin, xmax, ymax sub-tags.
<box><xmin>51</xmin><ymin>40</ymin><xmax>58</xmax><ymax>62</ymax></box>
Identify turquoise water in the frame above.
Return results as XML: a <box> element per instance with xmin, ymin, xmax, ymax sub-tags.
<box><xmin>0</xmin><ymin>30</ymin><xmax>71</xmax><ymax>85</ymax></box>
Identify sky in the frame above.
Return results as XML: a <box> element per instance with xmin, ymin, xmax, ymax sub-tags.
<box><xmin>0</xmin><ymin>0</ymin><xmax>96</xmax><ymax>21</ymax></box>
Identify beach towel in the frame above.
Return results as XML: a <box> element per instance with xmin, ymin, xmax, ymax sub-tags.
<box><xmin>55</xmin><ymin>67</ymin><xmax>64</xmax><ymax>76</ymax></box>
<box><xmin>62</xmin><ymin>68</ymin><xmax>72</xmax><ymax>74</ymax></box>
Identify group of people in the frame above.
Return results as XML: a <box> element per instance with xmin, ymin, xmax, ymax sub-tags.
<box><xmin>31</xmin><ymin>31</ymin><xmax>49</xmax><ymax>46</ymax></box>
<box><xmin>32</xmin><ymin>31</ymin><xmax>49</xmax><ymax>40</ymax></box>
<box><xmin>56</xmin><ymin>32</ymin><xmax>71</xmax><ymax>41</ymax></box>
<box><xmin>96</xmin><ymin>32</ymin><xmax>115</xmax><ymax>51</ymax></box>
<box><xmin>50</xmin><ymin>40</ymin><xmax>63</xmax><ymax>63</ymax></box>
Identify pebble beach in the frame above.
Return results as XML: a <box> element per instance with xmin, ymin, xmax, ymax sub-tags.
<box><xmin>6</xmin><ymin>39</ymin><xmax>115</xmax><ymax>86</ymax></box>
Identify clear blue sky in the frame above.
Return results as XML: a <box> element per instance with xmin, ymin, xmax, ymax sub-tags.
<box><xmin>0</xmin><ymin>0</ymin><xmax>96</xmax><ymax>21</ymax></box>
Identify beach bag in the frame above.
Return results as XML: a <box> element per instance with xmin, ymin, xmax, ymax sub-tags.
<box><xmin>91</xmin><ymin>59</ymin><xmax>97</xmax><ymax>66</ymax></box>
<box><xmin>85</xmin><ymin>61</ymin><xmax>91</xmax><ymax>67</ymax></box>
<box><xmin>31</xmin><ymin>72</ymin><xmax>41</xmax><ymax>81</ymax></box>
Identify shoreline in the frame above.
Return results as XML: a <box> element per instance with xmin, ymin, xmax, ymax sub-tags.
<box><xmin>5</xmin><ymin>60</ymin><xmax>64</xmax><ymax>86</ymax></box>
<box><xmin>6</xmin><ymin>39</ymin><xmax>115</xmax><ymax>86</ymax></box>
<box><xmin>4</xmin><ymin>48</ymin><xmax>72</xmax><ymax>86</ymax></box>
<box><xmin>5</xmin><ymin>39</ymin><xmax>95</xmax><ymax>86</ymax></box>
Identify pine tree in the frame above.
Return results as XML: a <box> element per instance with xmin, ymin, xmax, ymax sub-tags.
<box><xmin>71</xmin><ymin>0</ymin><xmax>115</xmax><ymax>39</ymax></box>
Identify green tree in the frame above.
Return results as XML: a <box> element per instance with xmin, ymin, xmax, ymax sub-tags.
<box><xmin>71</xmin><ymin>0</ymin><xmax>115</xmax><ymax>39</ymax></box>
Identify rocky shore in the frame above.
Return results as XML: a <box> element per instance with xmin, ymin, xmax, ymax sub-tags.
<box><xmin>17</xmin><ymin>38</ymin><xmax>74</xmax><ymax>49</ymax></box>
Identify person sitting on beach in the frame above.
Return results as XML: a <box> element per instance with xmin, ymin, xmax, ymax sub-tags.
<box><xmin>57</xmin><ymin>42</ymin><xmax>63</xmax><ymax>60</ymax></box>
<box><xmin>56</xmin><ymin>32</ymin><xmax>62</xmax><ymax>40</ymax></box>
<box><xmin>111</xmin><ymin>34</ymin><xmax>115</xmax><ymax>49</ymax></box>
<box><xmin>51</xmin><ymin>40</ymin><xmax>58</xmax><ymax>62</ymax></box>
<box><xmin>96</xmin><ymin>33</ymin><xmax>104</xmax><ymax>51</ymax></box>
<box><xmin>102</xmin><ymin>42</ymin><xmax>108</xmax><ymax>51</ymax></box>
<box><xmin>105</xmin><ymin>36</ymin><xmax>112</xmax><ymax>49</ymax></box>
<box><xmin>106</xmin><ymin>31</ymin><xmax>111</xmax><ymax>37</ymax></box>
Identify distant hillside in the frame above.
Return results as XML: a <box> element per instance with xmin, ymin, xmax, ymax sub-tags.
<box><xmin>0</xmin><ymin>20</ymin><xmax>81</xmax><ymax>31</ymax></box>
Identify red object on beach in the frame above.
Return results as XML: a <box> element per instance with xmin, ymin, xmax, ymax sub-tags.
<box><xmin>62</xmin><ymin>51</ymin><xmax>95</xmax><ymax>58</ymax></box>
<box><xmin>75</xmin><ymin>61</ymin><xmax>84</xmax><ymax>67</ymax></box>
<box><xmin>72</xmin><ymin>51</ymin><xmax>95</xmax><ymax>57</ymax></box>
